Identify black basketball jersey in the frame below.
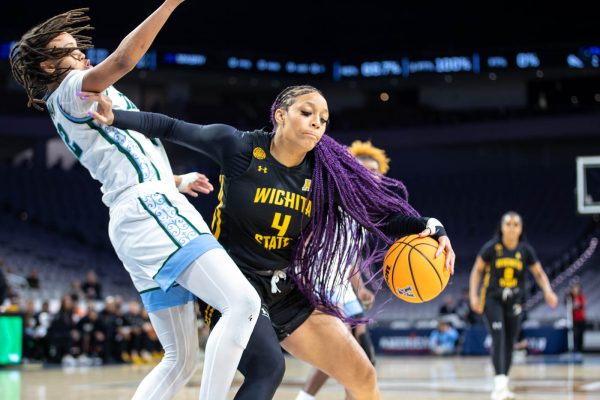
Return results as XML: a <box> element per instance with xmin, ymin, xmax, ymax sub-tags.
<box><xmin>478</xmin><ymin>240</ymin><xmax>539</xmax><ymax>301</ymax></box>
<box><xmin>212</xmin><ymin>131</ymin><xmax>314</xmax><ymax>271</ymax></box>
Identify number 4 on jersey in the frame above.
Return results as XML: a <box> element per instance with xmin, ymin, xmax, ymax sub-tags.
<box><xmin>271</xmin><ymin>212</ymin><xmax>291</xmax><ymax>236</ymax></box>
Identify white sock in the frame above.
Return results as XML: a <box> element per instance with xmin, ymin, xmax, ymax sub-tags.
<box><xmin>296</xmin><ymin>390</ymin><xmax>316</xmax><ymax>400</ymax></box>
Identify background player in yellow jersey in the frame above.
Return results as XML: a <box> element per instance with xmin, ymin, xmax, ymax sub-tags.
<box><xmin>470</xmin><ymin>211</ymin><xmax>558</xmax><ymax>400</ymax></box>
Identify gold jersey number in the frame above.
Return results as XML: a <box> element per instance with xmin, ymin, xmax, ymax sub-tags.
<box><xmin>271</xmin><ymin>212</ymin><xmax>291</xmax><ymax>236</ymax></box>
<box><xmin>500</xmin><ymin>267</ymin><xmax>518</xmax><ymax>288</ymax></box>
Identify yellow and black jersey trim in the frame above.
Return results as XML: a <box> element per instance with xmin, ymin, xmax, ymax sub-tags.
<box><xmin>211</xmin><ymin>174</ymin><xmax>225</xmax><ymax>239</ymax></box>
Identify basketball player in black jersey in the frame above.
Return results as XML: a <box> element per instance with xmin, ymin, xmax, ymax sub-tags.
<box><xmin>84</xmin><ymin>86</ymin><xmax>456</xmax><ymax>400</ymax></box>
<box><xmin>469</xmin><ymin>211</ymin><xmax>557</xmax><ymax>400</ymax></box>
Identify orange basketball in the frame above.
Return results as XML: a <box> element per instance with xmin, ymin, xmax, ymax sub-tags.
<box><xmin>383</xmin><ymin>234</ymin><xmax>450</xmax><ymax>303</ymax></box>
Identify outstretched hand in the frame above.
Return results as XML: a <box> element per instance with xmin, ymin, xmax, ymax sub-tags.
<box><xmin>78</xmin><ymin>91</ymin><xmax>114</xmax><ymax>125</ymax></box>
<box><xmin>178</xmin><ymin>172</ymin><xmax>214</xmax><ymax>197</ymax></box>
<box><xmin>418</xmin><ymin>228</ymin><xmax>456</xmax><ymax>275</ymax></box>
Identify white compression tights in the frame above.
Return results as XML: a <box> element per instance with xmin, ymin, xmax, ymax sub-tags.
<box><xmin>133</xmin><ymin>248</ymin><xmax>261</xmax><ymax>400</ymax></box>
<box><xmin>133</xmin><ymin>301</ymin><xmax>198</xmax><ymax>400</ymax></box>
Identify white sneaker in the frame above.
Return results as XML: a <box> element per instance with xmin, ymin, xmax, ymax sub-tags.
<box><xmin>77</xmin><ymin>354</ymin><xmax>93</xmax><ymax>367</ymax></box>
<box><xmin>491</xmin><ymin>374</ymin><xmax>508</xmax><ymax>400</ymax></box>
<box><xmin>491</xmin><ymin>375</ymin><xmax>516</xmax><ymax>400</ymax></box>
<box><xmin>502</xmin><ymin>387</ymin><xmax>516</xmax><ymax>400</ymax></box>
<box><xmin>61</xmin><ymin>354</ymin><xmax>77</xmax><ymax>367</ymax></box>
<box><xmin>91</xmin><ymin>356</ymin><xmax>103</xmax><ymax>366</ymax></box>
<box><xmin>491</xmin><ymin>388</ymin><xmax>505</xmax><ymax>400</ymax></box>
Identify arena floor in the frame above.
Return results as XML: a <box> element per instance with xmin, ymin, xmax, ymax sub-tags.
<box><xmin>4</xmin><ymin>354</ymin><xmax>600</xmax><ymax>399</ymax></box>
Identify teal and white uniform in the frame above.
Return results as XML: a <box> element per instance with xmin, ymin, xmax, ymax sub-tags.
<box><xmin>46</xmin><ymin>70</ymin><xmax>221</xmax><ymax>311</ymax></box>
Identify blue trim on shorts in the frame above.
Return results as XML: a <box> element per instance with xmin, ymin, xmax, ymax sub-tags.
<box><xmin>343</xmin><ymin>299</ymin><xmax>364</xmax><ymax>317</ymax></box>
<box><xmin>154</xmin><ymin>234</ymin><xmax>223</xmax><ymax>291</ymax></box>
<box><xmin>140</xmin><ymin>285</ymin><xmax>194</xmax><ymax>312</ymax></box>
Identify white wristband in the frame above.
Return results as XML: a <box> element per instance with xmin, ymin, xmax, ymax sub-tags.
<box><xmin>425</xmin><ymin>217</ymin><xmax>444</xmax><ymax>235</ymax></box>
<box><xmin>177</xmin><ymin>172</ymin><xmax>198</xmax><ymax>192</ymax></box>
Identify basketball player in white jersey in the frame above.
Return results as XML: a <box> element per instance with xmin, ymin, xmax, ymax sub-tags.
<box><xmin>10</xmin><ymin>3</ymin><xmax>260</xmax><ymax>399</ymax></box>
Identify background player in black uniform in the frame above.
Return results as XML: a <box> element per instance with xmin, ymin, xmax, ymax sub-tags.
<box><xmin>469</xmin><ymin>211</ymin><xmax>558</xmax><ymax>400</ymax></box>
<box><xmin>85</xmin><ymin>86</ymin><xmax>456</xmax><ymax>400</ymax></box>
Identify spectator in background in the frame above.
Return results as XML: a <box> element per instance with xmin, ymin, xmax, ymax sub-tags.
<box><xmin>428</xmin><ymin>319</ymin><xmax>459</xmax><ymax>356</ymax></box>
<box><xmin>34</xmin><ymin>301</ymin><xmax>52</xmax><ymax>361</ymax></box>
<box><xmin>76</xmin><ymin>305</ymin><xmax>106</xmax><ymax>363</ymax></box>
<box><xmin>1</xmin><ymin>262</ymin><xmax>27</xmax><ymax>298</ymax></box>
<box><xmin>26</xmin><ymin>269</ymin><xmax>40</xmax><ymax>289</ymax></box>
<box><xmin>140</xmin><ymin>308</ymin><xmax>163</xmax><ymax>360</ymax></box>
<box><xmin>439</xmin><ymin>294</ymin><xmax>456</xmax><ymax>316</ymax></box>
<box><xmin>99</xmin><ymin>296</ymin><xmax>120</xmax><ymax>363</ymax></box>
<box><xmin>456</xmin><ymin>288</ymin><xmax>478</xmax><ymax>325</ymax></box>
<box><xmin>82</xmin><ymin>270</ymin><xmax>102</xmax><ymax>301</ymax></box>
<box><xmin>6</xmin><ymin>294</ymin><xmax>21</xmax><ymax>313</ymax></box>
<box><xmin>122</xmin><ymin>301</ymin><xmax>148</xmax><ymax>364</ymax></box>
<box><xmin>68</xmin><ymin>279</ymin><xmax>85</xmax><ymax>303</ymax></box>
<box><xmin>567</xmin><ymin>282</ymin><xmax>586</xmax><ymax>354</ymax></box>
<box><xmin>108</xmin><ymin>296</ymin><xmax>134</xmax><ymax>364</ymax></box>
<box><xmin>48</xmin><ymin>295</ymin><xmax>80</xmax><ymax>365</ymax></box>
<box><xmin>23</xmin><ymin>299</ymin><xmax>40</xmax><ymax>360</ymax></box>
<box><xmin>439</xmin><ymin>293</ymin><xmax>463</xmax><ymax>328</ymax></box>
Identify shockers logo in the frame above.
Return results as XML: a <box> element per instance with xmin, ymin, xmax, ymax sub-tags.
<box><xmin>397</xmin><ymin>285</ymin><xmax>415</xmax><ymax>298</ymax></box>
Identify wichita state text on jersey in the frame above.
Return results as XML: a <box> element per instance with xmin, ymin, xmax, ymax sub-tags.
<box><xmin>211</xmin><ymin>130</ymin><xmax>314</xmax><ymax>271</ymax></box>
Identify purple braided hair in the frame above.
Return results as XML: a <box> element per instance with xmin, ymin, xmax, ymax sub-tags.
<box><xmin>271</xmin><ymin>85</ymin><xmax>420</xmax><ymax>323</ymax></box>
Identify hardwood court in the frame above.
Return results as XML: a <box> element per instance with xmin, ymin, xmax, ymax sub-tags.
<box><xmin>4</xmin><ymin>355</ymin><xmax>600</xmax><ymax>399</ymax></box>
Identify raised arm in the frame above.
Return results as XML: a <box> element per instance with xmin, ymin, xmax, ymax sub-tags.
<box><xmin>82</xmin><ymin>0</ymin><xmax>185</xmax><ymax>93</ymax></box>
